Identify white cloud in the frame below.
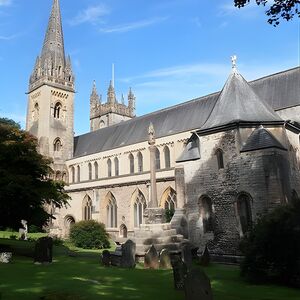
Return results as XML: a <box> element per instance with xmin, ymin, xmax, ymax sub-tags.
<box><xmin>99</xmin><ymin>17</ymin><xmax>168</xmax><ymax>33</ymax></box>
<box><xmin>69</xmin><ymin>4</ymin><xmax>110</xmax><ymax>26</ymax></box>
<box><xmin>0</xmin><ymin>0</ymin><xmax>12</xmax><ymax>7</ymax></box>
<box><xmin>0</xmin><ymin>34</ymin><xmax>16</xmax><ymax>40</ymax></box>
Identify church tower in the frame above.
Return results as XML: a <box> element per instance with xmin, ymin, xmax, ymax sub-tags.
<box><xmin>26</xmin><ymin>0</ymin><xmax>75</xmax><ymax>180</ymax></box>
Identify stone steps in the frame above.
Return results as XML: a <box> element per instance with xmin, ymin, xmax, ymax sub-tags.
<box><xmin>134</xmin><ymin>234</ymin><xmax>184</xmax><ymax>245</ymax></box>
<box><xmin>134</xmin><ymin>229</ymin><xmax>177</xmax><ymax>238</ymax></box>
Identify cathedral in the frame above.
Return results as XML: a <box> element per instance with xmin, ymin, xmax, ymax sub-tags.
<box><xmin>26</xmin><ymin>0</ymin><xmax>300</xmax><ymax>260</ymax></box>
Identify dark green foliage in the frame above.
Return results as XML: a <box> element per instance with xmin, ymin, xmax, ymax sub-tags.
<box><xmin>0</xmin><ymin>118</ymin><xmax>70</xmax><ymax>229</ymax></box>
<box><xmin>240</xmin><ymin>193</ymin><xmax>300</xmax><ymax>287</ymax></box>
<box><xmin>234</xmin><ymin>0</ymin><xmax>300</xmax><ymax>26</ymax></box>
<box><xmin>70</xmin><ymin>220</ymin><xmax>110</xmax><ymax>249</ymax></box>
<box><xmin>9</xmin><ymin>234</ymin><xmax>17</xmax><ymax>240</ymax></box>
<box><xmin>28</xmin><ymin>225</ymin><xmax>41</xmax><ymax>233</ymax></box>
<box><xmin>165</xmin><ymin>208</ymin><xmax>175</xmax><ymax>223</ymax></box>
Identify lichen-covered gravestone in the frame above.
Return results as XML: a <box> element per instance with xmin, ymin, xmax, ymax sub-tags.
<box><xmin>181</xmin><ymin>242</ymin><xmax>193</xmax><ymax>269</ymax></box>
<box><xmin>34</xmin><ymin>237</ymin><xmax>53</xmax><ymax>263</ymax></box>
<box><xmin>121</xmin><ymin>239</ymin><xmax>136</xmax><ymax>268</ymax></box>
<box><xmin>184</xmin><ymin>267</ymin><xmax>213</xmax><ymax>300</ymax></box>
<box><xmin>101</xmin><ymin>250</ymin><xmax>111</xmax><ymax>267</ymax></box>
<box><xmin>144</xmin><ymin>245</ymin><xmax>159</xmax><ymax>269</ymax></box>
<box><xmin>0</xmin><ymin>252</ymin><xmax>12</xmax><ymax>263</ymax></box>
<box><xmin>159</xmin><ymin>248</ymin><xmax>172</xmax><ymax>269</ymax></box>
<box><xmin>171</xmin><ymin>256</ymin><xmax>188</xmax><ymax>290</ymax></box>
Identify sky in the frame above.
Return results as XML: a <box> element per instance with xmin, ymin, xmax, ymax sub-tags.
<box><xmin>0</xmin><ymin>0</ymin><xmax>299</xmax><ymax>135</ymax></box>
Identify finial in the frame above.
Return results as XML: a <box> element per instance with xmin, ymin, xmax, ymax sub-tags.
<box><xmin>121</xmin><ymin>94</ymin><xmax>125</xmax><ymax>105</ymax></box>
<box><xmin>112</xmin><ymin>63</ymin><xmax>115</xmax><ymax>88</ymax></box>
<box><xmin>148</xmin><ymin>122</ymin><xmax>155</xmax><ymax>145</ymax></box>
<box><xmin>231</xmin><ymin>55</ymin><xmax>237</xmax><ymax>73</ymax></box>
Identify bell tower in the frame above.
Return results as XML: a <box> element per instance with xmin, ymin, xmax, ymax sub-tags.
<box><xmin>26</xmin><ymin>0</ymin><xmax>75</xmax><ymax>180</ymax></box>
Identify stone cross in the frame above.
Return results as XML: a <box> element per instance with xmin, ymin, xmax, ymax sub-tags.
<box><xmin>231</xmin><ymin>55</ymin><xmax>237</xmax><ymax>69</ymax></box>
<box><xmin>148</xmin><ymin>123</ymin><xmax>158</xmax><ymax>208</ymax></box>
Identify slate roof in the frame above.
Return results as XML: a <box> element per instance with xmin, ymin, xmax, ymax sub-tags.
<box><xmin>73</xmin><ymin>67</ymin><xmax>300</xmax><ymax>158</ymax></box>
<box><xmin>200</xmin><ymin>69</ymin><xmax>282</xmax><ymax>131</ymax></box>
<box><xmin>240</xmin><ymin>127</ymin><xmax>287</xmax><ymax>152</ymax></box>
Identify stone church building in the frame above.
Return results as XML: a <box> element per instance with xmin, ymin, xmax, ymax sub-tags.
<box><xmin>26</xmin><ymin>0</ymin><xmax>300</xmax><ymax>258</ymax></box>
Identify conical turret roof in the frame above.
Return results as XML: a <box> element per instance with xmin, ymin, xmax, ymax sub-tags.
<box><xmin>200</xmin><ymin>68</ymin><xmax>282</xmax><ymax>131</ymax></box>
<box><xmin>41</xmin><ymin>0</ymin><xmax>65</xmax><ymax>66</ymax></box>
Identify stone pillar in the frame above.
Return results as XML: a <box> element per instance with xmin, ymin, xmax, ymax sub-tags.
<box><xmin>175</xmin><ymin>166</ymin><xmax>186</xmax><ymax>208</ymax></box>
<box><xmin>149</xmin><ymin>144</ymin><xmax>158</xmax><ymax>208</ymax></box>
<box><xmin>144</xmin><ymin>123</ymin><xmax>166</xmax><ymax>224</ymax></box>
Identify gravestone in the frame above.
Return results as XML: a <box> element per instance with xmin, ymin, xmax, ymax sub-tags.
<box><xmin>181</xmin><ymin>242</ymin><xmax>193</xmax><ymax>269</ymax></box>
<box><xmin>171</xmin><ymin>256</ymin><xmax>188</xmax><ymax>290</ymax></box>
<box><xmin>101</xmin><ymin>250</ymin><xmax>111</xmax><ymax>267</ymax></box>
<box><xmin>34</xmin><ymin>237</ymin><xmax>53</xmax><ymax>263</ymax></box>
<box><xmin>0</xmin><ymin>252</ymin><xmax>12</xmax><ymax>263</ymax></box>
<box><xmin>159</xmin><ymin>248</ymin><xmax>172</xmax><ymax>269</ymax></box>
<box><xmin>121</xmin><ymin>239</ymin><xmax>136</xmax><ymax>268</ymax></box>
<box><xmin>144</xmin><ymin>245</ymin><xmax>159</xmax><ymax>269</ymax></box>
<box><xmin>200</xmin><ymin>245</ymin><xmax>210</xmax><ymax>266</ymax></box>
<box><xmin>184</xmin><ymin>267</ymin><xmax>213</xmax><ymax>300</ymax></box>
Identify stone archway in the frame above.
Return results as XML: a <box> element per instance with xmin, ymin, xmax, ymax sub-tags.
<box><xmin>64</xmin><ymin>215</ymin><xmax>75</xmax><ymax>237</ymax></box>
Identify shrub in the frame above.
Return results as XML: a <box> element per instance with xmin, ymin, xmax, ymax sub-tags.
<box><xmin>69</xmin><ymin>220</ymin><xmax>110</xmax><ymax>249</ymax></box>
<box><xmin>240</xmin><ymin>194</ymin><xmax>300</xmax><ymax>287</ymax></box>
<box><xmin>28</xmin><ymin>225</ymin><xmax>41</xmax><ymax>233</ymax></box>
<box><xmin>9</xmin><ymin>234</ymin><xmax>17</xmax><ymax>240</ymax></box>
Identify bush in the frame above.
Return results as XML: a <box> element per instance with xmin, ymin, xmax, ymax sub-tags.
<box><xmin>28</xmin><ymin>225</ymin><xmax>41</xmax><ymax>233</ymax></box>
<box><xmin>69</xmin><ymin>220</ymin><xmax>110</xmax><ymax>249</ymax></box>
<box><xmin>240</xmin><ymin>194</ymin><xmax>300</xmax><ymax>287</ymax></box>
<box><xmin>9</xmin><ymin>234</ymin><xmax>17</xmax><ymax>240</ymax></box>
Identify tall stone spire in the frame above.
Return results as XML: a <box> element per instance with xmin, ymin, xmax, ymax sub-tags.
<box><xmin>107</xmin><ymin>80</ymin><xmax>116</xmax><ymax>105</ymax></box>
<box><xmin>41</xmin><ymin>0</ymin><xmax>65</xmax><ymax>67</ymax></box>
<box><xmin>29</xmin><ymin>0</ymin><xmax>74</xmax><ymax>92</ymax></box>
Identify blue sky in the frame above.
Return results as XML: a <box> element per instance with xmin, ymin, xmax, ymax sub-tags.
<box><xmin>0</xmin><ymin>0</ymin><xmax>299</xmax><ymax>135</ymax></box>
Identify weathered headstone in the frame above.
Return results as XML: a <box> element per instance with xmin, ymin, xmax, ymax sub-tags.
<box><xmin>144</xmin><ymin>245</ymin><xmax>159</xmax><ymax>269</ymax></box>
<box><xmin>184</xmin><ymin>267</ymin><xmax>213</xmax><ymax>300</ymax></box>
<box><xmin>171</xmin><ymin>256</ymin><xmax>188</xmax><ymax>290</ymax></box>
<box><xmin>121</xmin><ymin>239</ymin><xmax>136</xmax><ymax>268</ymax></box>
<box><xmin>0</xmin><ymin>252</ymin><xmax>12</xmax><ymax>263</ymax></box>
<box><xmin>159</xmin><ymin>248</ymin><xmax>172</xmax><ymax>269</ymax></box>
<box><xmin>181</xmin><ymin>242</ymin><xmax>193</xmax><ymax>269</ymax></box>
<box><xmin>200</xmin><ymin>245</ymin><xmax>210</xmax><ymax>266</ymax></box>
<box><xmin>34</xmin><ymin>237</ymin><xmax>53</xmax><ymax>263</ymax></box>
<box><xmin>101</xmin><ymin>250</ymin><xmax>111</xmax><ymax>267</ymax></box>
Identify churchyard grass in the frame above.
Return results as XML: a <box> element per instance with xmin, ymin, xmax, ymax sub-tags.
<box><xmin>0</xmin><ymin>237</ymin><xmax>300</xmax><ymax>300</ymax></box>
<box><xmin>0</xmin><ymin>231</ymin><xmax>47</xmax><ymax>239</ymax></box>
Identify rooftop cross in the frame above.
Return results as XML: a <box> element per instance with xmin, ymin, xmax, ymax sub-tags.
<box><xmin>231</xmin><ymin>55</ymin><xmax>237</xmax><ymax>72</ymax></box>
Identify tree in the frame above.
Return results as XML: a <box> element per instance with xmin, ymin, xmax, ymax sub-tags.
<box><xmin>0</xmin><ymin>118</ymin><xmax>70</xmax><ymax>230</ymax></box>
<box><xmin>234</xmin><ymin>0</ymin><xmax>300</xmax><ymax>25</ymax></box>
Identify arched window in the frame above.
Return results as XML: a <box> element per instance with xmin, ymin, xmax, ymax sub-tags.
<box><xmin>114</xmin><ymin>157</ymin><xmax>119</xmax><ymax>176</ymax></box>
<box><xmin>94</xmin><ymin>162</ymin><xmax>98</xmax><ymax>179</ymax></box>
<box><xmin>236</xmin><ymin>193</ymin><xmax>252</xmax><ymax>235</ymax></box>
<box><xmin>164</xmin><ymin>146</ymin><xmax>171</xmax><ymax>169</ymax></box>
<box><xmin>88</xmin><ymin>163</ymin><xmax>92</xmax><ymax>180</ymax></box>
<box><xmin>71</xmin><ymin>166</ymin><xmax>75</xmax><ymax>183</ymax></box>
<box><xmin>129</xmin><ymin>153</ymin><xmax>134</xmax><ymax>174</ymax></box>
<box><xmin>199</xmin><ymin>196</ymin><xmax>214</xmax><ymax>233</ymax></box>
<box><xmin>100</xmin><ymin>120</ymin><xmax>105</xmax><ymax>128</ymax></box>
<box><xmin>62</xmin><ymin>172</ymin><xmax>67</xmax><ymax>182</ymax></box>
<box><xmin>83</xmin><ymin>196</ymin><xmax>92</xmax><ymax>221</ymax></box>
<box><xmin>155</xmin><ymin>147</ymin><xmax>161</xmax><ymax>170</ymax></box>
<box><xmin>77</xmin><ymin>165</ymin><xmax>80</xmax><ymax>182</ymax></box>
<box><xmin>54</xmin><ymin>102</ymin><xmax>62</xmax><ymax>119</ymax></box>
<box><xmin>216</xmin><ymin>149</ymin><xmax>224</xmax><ymax>169</ymax></box>
<box><xmin>134</xmin><ymin>191</ymin><xmax>147</xmax><ymax>227</ymax></box>
<box><xmin>53</xmin><ymin>138</ymin><xmax>62</xmax><ymax>152</ymax></box>
<box><xmin>33</xmin><ymin>103</ymin><xmax>39</xmax><ymax>121</ymax></box>
<box><xmin>55</xmin><ymin>171</ymin><xmax>61</xmax><ymax>181</ymax></box>
<box><xmin>137</xmin><ymin>152</ymin><xmax>143</xmax><ymax>173</ymax></box>
<box><xmin>107</xmin><ymin>159</ymin><xmax>112</xmax><ymax>177</ymax></box>
<box><xmin>164</xmin><ymin>188</ymin><xmax>177</xmax><ymax>211</ymax></box>
<box><xmin>120</xmin><ymin>224</ymin><xmax>128</xmax><ymax>238</ymax></box>
<box><xmin>106</xmin><ymin>193</ymin><xmax>117</xmax><ymax>228</ymax></box>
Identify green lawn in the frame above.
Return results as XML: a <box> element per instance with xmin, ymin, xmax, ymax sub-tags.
<box><xmin>0</xmin><ymin>237</ymin><xmax>300</xmax><ymax>300</ymax></box>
